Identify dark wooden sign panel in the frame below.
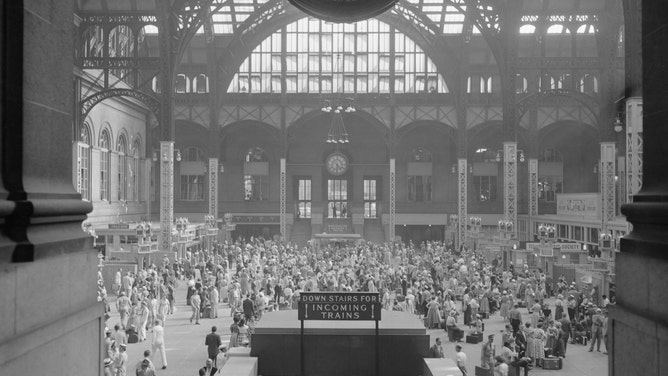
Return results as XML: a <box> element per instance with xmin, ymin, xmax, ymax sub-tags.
<box><xmin>298</xmin><ymin>292</ymin><xmax>381</xmax><ymax>321</ymax></box>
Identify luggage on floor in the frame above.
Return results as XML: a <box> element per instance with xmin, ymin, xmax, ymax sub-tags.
<box><xmin>542</xmin><ymin>356</ymin><xmax>563</xmax><ymax>370</ymax></box>
<box><xmin>466</xmin><ymin>332</ymin><xmax>483</xmax><ymax>344</ymax></box>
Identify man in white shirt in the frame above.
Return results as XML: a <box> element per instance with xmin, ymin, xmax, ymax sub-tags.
<box><xmin>455</xmin><ymin>345</ymin><xmax>468</xmax><ymax>375</ymax></box>
<box><xmin>151</xmin><ymin>320</ymin><xmax>168</xmax><ymax>370</ymax></box>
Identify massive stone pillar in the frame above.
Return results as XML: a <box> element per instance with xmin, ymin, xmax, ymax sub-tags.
<box><xmin>615</xmin><ymin>1</ymin><xmax>668</xmax><ymax>376</ymax></box>
<box><xmin>0</xmin><ymin>1</ymin><xmax>99</xmax><ymax>375</ymax></box>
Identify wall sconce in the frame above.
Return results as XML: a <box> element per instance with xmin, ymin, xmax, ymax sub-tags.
<box><xmin>152</xmin><ymin>149</ymin><xmax>181</xmax><ymax>163</ymax></box>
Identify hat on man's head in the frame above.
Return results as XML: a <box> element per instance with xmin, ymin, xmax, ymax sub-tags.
<box><xmin>119</xmin><ymin>343</ymin><xmax>127</xmax><ymax>349</ymax></box>
<box><xmin>104</xmin><ymin>358</ymin><xmax>113</xmax><ymax>366</ymax></box>
<box><xmin>488</xmin><ymin>334</ymin><xmax>495</xmax><ymax>339</ymax></box>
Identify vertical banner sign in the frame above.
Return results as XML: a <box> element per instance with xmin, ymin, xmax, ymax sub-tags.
<box><xmin>208</xmin><ymin>158</ymin><xmax>218</xmax><ymax>217</ymax></box>
<box><xmin>160</xmin><ymin>141</ymin><xmax>174</xmax><ymax>252</ymax></box>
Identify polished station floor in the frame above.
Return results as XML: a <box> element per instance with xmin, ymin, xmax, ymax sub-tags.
<box><xmin>106</xmin><ymin>283</ymin><xmax>609</xmax><ymax>376</ymax></box>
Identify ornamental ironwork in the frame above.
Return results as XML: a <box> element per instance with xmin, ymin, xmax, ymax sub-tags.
<box><xmin>81</xmin><ymin>88</ymin><xmax>160</xmax><ymax>125</ymax></box>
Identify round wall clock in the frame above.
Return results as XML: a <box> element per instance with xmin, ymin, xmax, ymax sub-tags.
<box><xmin>326</xmin><ymin>153</ymin><xmax>349</xmax><ymax>176</ymax></box>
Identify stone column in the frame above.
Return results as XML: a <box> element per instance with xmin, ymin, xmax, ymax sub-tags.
<box><xmin>615</xmin><ymin>2</ymin><xmax>668</xmax><ymax>376</ymax></box>
<box><xmin>0</xmin><ymin>1</ymin><xmax>98</xmax><ymax>375</ymax></box>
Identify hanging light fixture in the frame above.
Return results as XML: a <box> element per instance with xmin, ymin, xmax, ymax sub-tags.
<box><xmin>323</xmin><ymin>98</ymin><xmax>354</xmax><ymax>144</ymax></box>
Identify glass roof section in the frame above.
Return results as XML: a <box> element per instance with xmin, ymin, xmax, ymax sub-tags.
<box><xmin>127</xmin><ymin>0</ymin><xmax>608</xmax><ymax>36</ymax></box>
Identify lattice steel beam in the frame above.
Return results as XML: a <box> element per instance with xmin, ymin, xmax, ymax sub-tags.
<box><xmin>208</xmin><ymin>158</ymin><xmax>219</xmax><ymax>217</ymax></box>
<box><xmin>458</xmin><ymin>158</ymin><xmax>468</xmax><ymax>250</ymax></box>
<box><xmin>389</xmin><ymin>159</ymin><xmax>396</xmax><ymax>242</ymax></box>
<box><xmin>160</xmin><ymin>141</ymin><xmax>175</xmax><ymax>252</ymax></box>
<box><xmin>625</xmin><ymin>97</ymin><xmax>643</xmax><ymax>203</ymax></box>
<box><xmin>503</xmin><ymin>142</ymin><xmax>517</xmax><ymax>238</ymax></box>
<box><xmin>280</xmin><ymin>158</ymin><xmax>286</xmax><ymax>242</ymax></box>
<box><xmin>600</xmin><ymin>142</ymin><xmax>616</xmax><ymax>225</ymax></box>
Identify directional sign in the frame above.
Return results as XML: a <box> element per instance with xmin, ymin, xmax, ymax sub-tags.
<box><xmin>298</xmin><ymin>292</ymin><xmax>381</xmax><ymax>321</ymax></box>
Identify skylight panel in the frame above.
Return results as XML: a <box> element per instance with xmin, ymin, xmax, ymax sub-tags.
<box><xmin>443</xmin><ymin>24</ymin><xmax>463</xmax><ymax>34</ymax></box>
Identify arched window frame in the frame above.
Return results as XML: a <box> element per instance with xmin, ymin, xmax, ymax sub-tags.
<box><xmin>228</xmin><ymin>18</ymin><xmax>449</xmax><ymax>94</ymax></box>
<box><xmin>99</xmin><ymin>129</ymin><xmax>111</xmax><ymax>202</ymax></box>
<box><xmin>77</xmin><ymin>124</ymin><xmax>92</xmax><ymax>201</ymax></box>
<box><xmin>117</xmin><ymin>134</ymin><xmax>128</xmax><ymax>202</ymax></box>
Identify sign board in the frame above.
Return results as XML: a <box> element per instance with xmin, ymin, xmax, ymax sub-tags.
<box><xmin>108</xmin><ymin>223</ymin><xmax>130</xmax><ymax>229</ymax></box>
<box><xmin>556</xmin><ymin>193</ymin><xmax>600</xmax><ymax>218</ymax></box>
<box><xmin>298</xmin><ymin>292</ymin><xmax>381</xmax><ymax>321</ymax></box>
<box><xmin>326</xmin><ymin>223</ymin><xmax>349</xmax><ymax>234</ymax></box>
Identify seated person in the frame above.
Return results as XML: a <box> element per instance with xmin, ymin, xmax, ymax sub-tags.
<box><xmin>471</xmin><ymin>314</ymin><xmax>484</xmax><ymax>333</ymax></box>
<box><xmin>445</xmin><ymin>310</ymin><xmax>464</xmax><ymax>342</ymax></box>
<box><xmin>494</xmin><ymin>356</ymin><xmax>509</xmax><ymax>376</ymax></box>
<box><xmin>500</xmin><ymin>341</ymin><xmax>531</xmax><ymax>376</ymax></box>
<box><xmin>572</xmin><ymin>319</ymin><xmax>588</xmax><ymax>344</ymax></box>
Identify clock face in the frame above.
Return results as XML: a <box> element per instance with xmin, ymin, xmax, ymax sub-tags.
<box><xmin>326</xmin><ymin>153</ymin><xmax>348</xmax><ymax>176</ymax></box>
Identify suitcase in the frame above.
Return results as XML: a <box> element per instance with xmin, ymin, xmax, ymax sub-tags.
<box><xmin>466</xmin><ymin>332</ymin><xmax>483</xmax><ymax>344</ymax></box>
<box><xmin>542</xmin><ymin>356</ymin><xmax>563</xmax><ymax>370</ymax></box>
<box><xmin>128</xmin><ymin>332</ymin><xmax>139</xmax><ymax>344</ymax></box>
<box><xmin>203</xmin><ymin>307</ymin><xmax>211</xmax><ymax>319</ymax></box>
<box><xmin>475</xmin><ymin>366</ymin><xmax>493</xmax><ymax>376</ymax></box>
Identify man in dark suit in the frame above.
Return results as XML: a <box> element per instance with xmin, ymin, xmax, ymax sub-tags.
<box><xmin>204</xmin><ymin>326</ymin><xmax>222</xmax><ymax>367</ymax></box>
<box><xmin>242</xmin><ymin>294</ymin><xmax>255</xmax><ymax>322</ymax></box>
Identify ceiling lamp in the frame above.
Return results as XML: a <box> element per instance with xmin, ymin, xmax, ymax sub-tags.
<box><xmin>288</xmin><ymin>0</ymin><xmax>399</xmax><ymax>23</ymax></box>
<box><xmin>322</xmin><ymin>99</ymin><xmax>354</xmax><ymax>144</ymax></box>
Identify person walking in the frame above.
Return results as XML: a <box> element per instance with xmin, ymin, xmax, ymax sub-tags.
<box><xmin>509</xmin><ymin>304</ymin><xmax>522</xmax><ymax>335</ymax></box>
<box><xmin>150</xmin><ymin>320</ymin><xmax>167</xmax><ymax>370</ymax></box>
<box><xmin>114</xmin><ymin>343</ymin><xmax>128</xmax><ymax>376</ymax></box>
<box><xmin>116</xmin><ymin>292</ymin><xmax>132</xmax><ymax>329</ymax></box>
<box><xmin>242</xmin><ymin>294</ymin><xmax>255</xmax><ymax>322</ymax></box>
<box><xmin>455</xmin><ymin>344</ymin><xmax>468</xmax><ymax>376</ymax></box>
<box><xmin>480</xmin><ymin>334</ymin><xmax>496</xmax><ymax>370</ymax></box>
<box><xmin>210</xmin><ymin>285</ymin><xmax>219</xmax><ymax>319</ymax></box>
<box><xmin>191</xmin><ymin>289</ymin><xmax>202</xmax><ymax>324</ymax></box>
<box><xmin>205</xmin><ymin>326</ymin><xmax>223</xmax><ymax>367</ymax></box>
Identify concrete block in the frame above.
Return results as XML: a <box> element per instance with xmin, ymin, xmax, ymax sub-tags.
<box><xmin>648</xmin><ymin>257</ymin><xmax>668</xmax><ymax>319</ymax></box>
<box><xmin>227</xmin><ymin>347</ymin><xmax>252</xmax><ymax>357</ymax></box>
<box><xmin>0</xmin><ymin>265</ymin><xmax>17</xmax><ymax>342</ymax></box>
<box><xmin>616</xmin><ymin>253</ymin><xmax>649</xmax><ymax>311</ymax></box>
<box><xmin>613</xmin><ymin>320</ymin><xmax>657</xmax><ymax>376</ymax></box>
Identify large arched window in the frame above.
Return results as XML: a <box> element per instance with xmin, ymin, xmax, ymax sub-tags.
<box><xmin>117</xmin><ymin>134</ymin><xmax>127</xmax><ymax>201</ymax></box>
<box><xmin>228</xmin><ymin>18</ymin><xmax>448</xmax><ymax>94</ymax></box>
<box><xmin>77</xmin><ymin>124</ymin><xmax>92</xmax><ymax>201</ymax></box>
<box><xmin>244</xmin><ymin>147</ymin><xmax>269</xmax><ymax>201</ymax></box>
<box><xmin>99</xmin><ymin>129</ymin><xmax>111</xmax><ymax>201</ymax></box>
<box><xmin>129</xmin><ymin>139</ymin><xmax>141</xmax><ymax>202</ymax></box>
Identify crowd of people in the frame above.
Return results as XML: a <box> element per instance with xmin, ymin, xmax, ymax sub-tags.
<box><xmin>97</xmin><ymin>234</ymin><xmax>612</xmax><ymax>375</ymax></box>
